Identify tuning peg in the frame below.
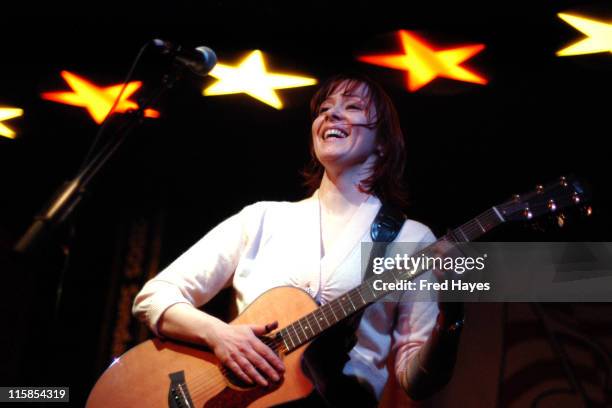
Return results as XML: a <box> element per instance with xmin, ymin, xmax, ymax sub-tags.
<box><xmin>523</xmin><ymin>207</ymin><xmax>533</xmax><ymax>220</ymax></box>
<box><xmin>547</xmin><ymin>199</ymin><xmax>557</xmax><ymax>212</ymax></box>
<box><xmin>557</xmin><ymin>213</ymin><xmax>566</xmax><ymax>228</ymax></box>
<box><xmin>536</xmin><ymin>185</ymin><xmax>544</xmax><ymax>194</ymax></box>
<box><xmin>513</xmin><ymin>194</ymin><xmax>521</xmax><ymax>202</ymax></box>
<box><xmin>581</xmin><ymin>205</ymin><xmax>593</xmax><ymax>217</ymax></box>
<box><xmin>572</xmin><ymin>192</ymin><xmax>582</xmax><ymax>204</ymax></box>
<box><xmin>560</xmin><ymin>176</ymin><xmax>568</xmax><ymax>187</ymax></box>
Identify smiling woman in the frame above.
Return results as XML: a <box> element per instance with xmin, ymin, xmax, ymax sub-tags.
<box><xmin>124</xmin><ymin>73</ymin><xmax>463</xmax><ymax>407</ymax></box>
<box><xmin>312</xmin><ymin>82</ymin><xmax>378</xmax><ymax>173</ymax></box>
<box><xmin>304</xmin><ymin>73</ymin><xmax>409</xmax><ymax>211</ymax></box>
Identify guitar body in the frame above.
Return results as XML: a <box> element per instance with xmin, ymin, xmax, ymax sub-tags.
<box><xmin>87</xmin><ymin>177</ymin><xmax>590</xmax><ymax>407</ymax></box>
<box><xmin>86</xmin><ymin>287</ymin><xmax>318</xmax><ymax>408</ymax></box>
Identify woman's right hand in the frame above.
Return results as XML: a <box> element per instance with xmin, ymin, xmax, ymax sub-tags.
<box><xmin>208</xmin><ymin>320</ymin><xmax>285</xmax><ymax>387</ymax></box>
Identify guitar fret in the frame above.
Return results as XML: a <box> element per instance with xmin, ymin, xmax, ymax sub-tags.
<box><xmin>310</xmin><ymin>311</ymin><xmax>323</xmax><ymax>334</ymax></box>
<box><xmin>364</xmin><ymin>278</ymin><xmax>377</xmax><ymax>301</ymax></box>
<box><xmin>490</xmin><ymin>209</ymin><xmax>504</xmax><ymax>227</ymax></box>
<box><xmin>316</xmin><ymin>308</ymin><xmax>329</xmax><ymax>329</ymax></box>
<box><xmin>299</xmin><ymin>317</ymin><xmax>313</xmax><ymax>338</ymax></box>
<box><xmin>364</xmin><ymin>284</ymin><xmax>376</xmax><ymax>302</ymax></box>
<box><xmin>366</xmin><ymin>279</ymin><xmax>377</xmax><ymax>299</ymax></box>
<box><xmin>456</xmin><ymin>226</ymin><xmax>469</xmax><ymax>241</ymax></box>
<box><xmin>347</xmin><ymin>293</ymin><xmax>357</xmax><ymax>310</ymax></box>
<box><xmin>327</xmin><ymin>301</ymin><xmax>339</xmax><ymax>321</ymax></box>
<box><xmin>307</xmin><ymin>315</ymin><xmax>317</xmax><ymax>335</ymax></box>
<box><xmin>482</xmin><ymin>212</ymin><xmax>494</xmax><ymax>231</ymax></box>
<box><xmin>476</xmin><ymin>211</ymin><xmax>498</xmax><ymax>237</ymax></box>
<box><xmin>281</xmin><ymin>328</ymin><xmax>295</xmax><ymax>350</ymax></box>
<box><xmin>337</xmin><ymin>298</ymin><xmax>346</xmax><ymax>317</ymax></box>
<box><xmin>465</xmin><ymin>225</ymin><xmax>474</xmax><ymax>239</ymax></box>
<box><xmin>318</xmin><ymin>307</ymin><xmax>331</xmax><ymax>328</ymax></box>
<box><xmin>340</xmin><ymin>296</ymin><xmax>350</xmax><ymax>315</ymax></box>
<box><xmin>288</xmin><ymin>326</ymin><xmax>299</xmax><ymax>348</ymax></box>
<box><xmin>478</xmin><ymin>214</ymin><xmax>489</xmax><ymax>231</ymax></box>
<box><xmin>289</xmin><ymin>322</ymin><xmax>302</xmax><ymax>344</ymax></box>
<box><xmin>492</xmin><ymin>206</ymin><xmax>504</xmax><ymax>222</ymax></box>
<box><xmin>356</xmin><ymin>287</ymin><xmax>367</xmax><ymax>305</ymax></box>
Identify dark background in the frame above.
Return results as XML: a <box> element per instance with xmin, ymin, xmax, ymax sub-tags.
<box><xmin>0</xmin><ymin>1</ymin><xmax>610</xmax><ymax>406</ymax></box>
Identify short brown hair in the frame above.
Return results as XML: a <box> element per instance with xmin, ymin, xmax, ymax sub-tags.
<box><xmin>303</xmin><ymin>73</ymin><xmax>409</xmax><ymax>209</ymax></box>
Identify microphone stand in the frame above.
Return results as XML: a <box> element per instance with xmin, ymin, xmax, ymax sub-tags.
<box><xmin>14</xmin><ymin>66</ymin><xmax>184</xmax><ymax>254</ymax></box>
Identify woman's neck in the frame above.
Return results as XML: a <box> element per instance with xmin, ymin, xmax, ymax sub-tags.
<box><xmin>318</xmin><ymin>168</ymin><xmax>370</xmax><ymax>215</ymax></box>
<box><xmin>318</xmin><ymin>153</ymin><xmax>377</xmax><ymax>214</ymax></box>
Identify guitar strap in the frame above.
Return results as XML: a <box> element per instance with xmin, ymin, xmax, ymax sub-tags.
<box><xmin>302</xmin><ymin>203</ymin><xmax>406</xmax><ymax>407</ymax></box>
<box><xmin>365</xmin><ymin>203</ymin><xmax>406</xmax><ymax>279</ymax></box>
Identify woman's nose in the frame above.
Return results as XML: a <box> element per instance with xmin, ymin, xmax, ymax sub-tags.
<box><xmin>324</xmin><ymin>105</ymin><xmax>343</xmax><ymax>121</ymax></box>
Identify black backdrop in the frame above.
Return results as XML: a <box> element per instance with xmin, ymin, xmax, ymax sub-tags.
<box><xmin>0</xmin><ymin>1</ymin><xmax>610</xmax><ymax>406</ymax></box>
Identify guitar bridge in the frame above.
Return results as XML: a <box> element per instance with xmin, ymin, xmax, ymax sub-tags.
<box><xmin>168</xmin><ymin>371</ymin><xmax>195</xmax><ymax>408</ymax></box>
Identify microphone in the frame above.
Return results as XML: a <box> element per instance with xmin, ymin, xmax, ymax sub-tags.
<box><xmin>152</xmin><ymin>39</ymin><xmax>217</xmax><ymax>76</ymax></box>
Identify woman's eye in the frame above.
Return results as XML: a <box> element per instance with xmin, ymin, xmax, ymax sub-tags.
<box><xmin>347</xmin><ymin>105</ymin><xmax>362</xmax><ymax>110</ymax></box>
<box><xmin>319</xmin><ymin>106</ymin><xmax>330</xmax><ymax>113</ymax></box>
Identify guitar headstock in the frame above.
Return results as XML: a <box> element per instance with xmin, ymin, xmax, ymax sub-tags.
<box><xmin>497</xmin><ymin>176</ymin><xmax>592</xmax><ymax>225</ymax></box>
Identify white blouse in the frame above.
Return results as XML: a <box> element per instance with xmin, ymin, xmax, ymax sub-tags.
<box><xmin>132</xmin><ymin>191</ymin><xmax>438</xmax><ymax>399</ymax></box>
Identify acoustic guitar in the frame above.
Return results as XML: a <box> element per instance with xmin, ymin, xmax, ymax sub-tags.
<box><xmin>86</xmin><ymin>176</ymin><xmax>590</xmax><ymax>407</ymax></box>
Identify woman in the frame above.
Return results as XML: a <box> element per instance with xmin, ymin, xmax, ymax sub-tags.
<box><xmin>133</xmin><ymin>73</ymin><xmax>462</xmax><ymax>406</ymax></box>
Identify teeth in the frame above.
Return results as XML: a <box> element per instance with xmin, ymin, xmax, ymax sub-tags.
<box><xmin>324</xmin><ymin>128</ymin><xmax>348</xmax><ymax>139</ymax></box>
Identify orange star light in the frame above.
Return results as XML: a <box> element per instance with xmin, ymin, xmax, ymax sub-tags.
<box><xmin>359</xmin><ymin>30</ymin><xmax>488</xmax><ymax>92</ymax></box>
<box><xmin>42</xmin><ymin>71</ymin><xmax>160</xmax><ymax>124</ymax></box>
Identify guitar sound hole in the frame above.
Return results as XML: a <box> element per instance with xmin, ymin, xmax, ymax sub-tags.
<box><xmin>221</xmin><ymin>366</ymin><xmax>257</xmax><ymax>389</ymax></box>
<box><xmin>219</xmin><ymin>334</ymin><xmax>285</xmax><ymax>389</ymax></box>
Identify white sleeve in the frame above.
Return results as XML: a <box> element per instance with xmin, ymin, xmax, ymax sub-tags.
<box><xmin>132</xmin><ymin>203</ymin><xmax>259</xmax><ymax>335</ymax></box>
<box><xmin>392</xmin><ymin>293</ymin><xmax>439</xmax><ymax>380</ymax></box>
<box><xmin>392</xmin><ymin>227</ymin><xmax>439</xmax><ymax>380</ymax></box>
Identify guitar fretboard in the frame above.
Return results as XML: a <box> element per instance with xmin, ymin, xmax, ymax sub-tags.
<box><xmin>278</xmin><ymin>206</ymin><xmax>505</xmax><ymax>353</ymax></box>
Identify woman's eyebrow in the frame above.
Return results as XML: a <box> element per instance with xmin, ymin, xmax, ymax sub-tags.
<box><xmin>320</xmin><ymin>93</ymin><xmax>366</xmax><ymax>106</ymax></box>
<box><xmin>321</xmin><ymin>95</ymin><xmax>338</xmax><ymax>104</ymax></box>
<box><xmin>341</xmin><ymin>93</ymin><xmax>367</xmax><ymax>102</ymax></box>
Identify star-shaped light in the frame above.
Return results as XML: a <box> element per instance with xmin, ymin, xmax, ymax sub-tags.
<box><xmin>0</xmin><ymin>107</ymin><xmax>23</xmax><ymax>139</ymax></box>
<box><xmin>557</xmin><ymin>13</ymin><xmax>612</xmax><ymax>56</ymax></box>
<box><xmin>203</xmin><ymin>50</ymin><xmax>317</xmax><ymax>109</ymax></box>
<box><xmin>42</xmin><ymin>71</ymin><xmax>160</xmax><ymax>124</ymax></box>
<box><xmin>358</xmin><ymin>30</ymin><xmax>488</xmax><ymax>92</ymax></box>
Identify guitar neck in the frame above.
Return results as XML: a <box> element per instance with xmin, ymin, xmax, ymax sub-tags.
<box><xmin>277</xmin><ymin>206</ymin><xmax>505</xmax><ymax>353</ymax></box>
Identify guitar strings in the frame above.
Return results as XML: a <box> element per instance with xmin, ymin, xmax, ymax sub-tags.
<box><xmin>258</xmin><ymin>199</ymin><xmax>570</xmax><ymax>352</ymax></box>
<box><xmin>210</xmin><ymin>202</ymin><xmax>561</xmax><ymax>354</ymax></box>
<box><xmin>186</xmin><ymin>339</ymin><xmax>287</xmax><ymax>398</ymax></box>
<box><xmin>182</xmin><ymin>194</ymin><xmax>578</xmax><ymax>398</ymax></box>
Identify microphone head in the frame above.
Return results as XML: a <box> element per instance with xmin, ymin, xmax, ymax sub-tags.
<box><xmin>152</xmin><ymin>39</ymin><xmax>217</xmax><ymax>76</ymax></box>
<box><xmin>152</xmin><ymin>38</ymin><xmax>169</xmax><ymax>50</ymax></box>
<box><xmin>194</xmin><ymin>46</ymin><xmax>217</xmax><ymax>75</ymax></box>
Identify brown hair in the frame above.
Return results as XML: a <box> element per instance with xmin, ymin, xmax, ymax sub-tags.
<box><xmin>303</xmin><ymin>73</ymin><xmax>409</xmax><ymax>209</ymax></box>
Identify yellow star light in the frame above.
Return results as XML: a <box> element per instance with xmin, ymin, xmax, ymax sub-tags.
<box><xmin>359</xmin><ymin>30</ymin><xmax>488</xmax><ymax>92</ymax></box>
<box><xmin>42</xmin><ymin>71</ymin><xmax>160</xmax><ymax>124</ymax></box>
<box><xmin>557</xmin><ymin>13</ymin><xmax>612</xmax><ymax>56</ymax></box>
<box><xmin>0</xmin><ymin>107</ymin><xmax>23</xmax><ymax>139</ymax></box>
<box><xmin>203</xmin><ymin>50</ymin><xmax>317</xmax><ymax>109</ymax></box>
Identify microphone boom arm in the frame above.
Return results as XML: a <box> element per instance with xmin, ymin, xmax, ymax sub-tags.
<box><xmin>14</xmin><ymin>64</ymin><xmax>184</xmax><ymax>253</ymax></box>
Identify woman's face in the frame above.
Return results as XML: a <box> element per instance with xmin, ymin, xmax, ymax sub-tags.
<box><xmin>311</xmin><ymin>81</ymin><xmax>379</xmax><ymax>172</ymax></box>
